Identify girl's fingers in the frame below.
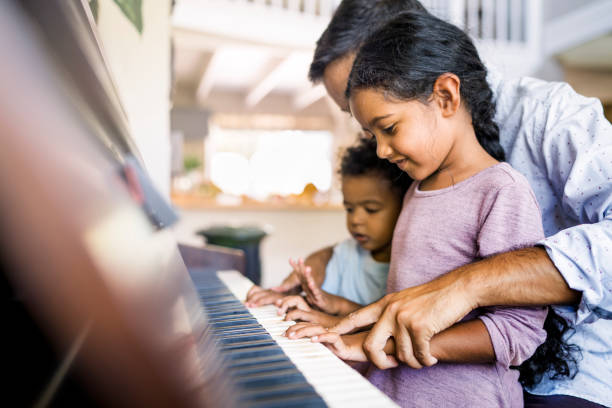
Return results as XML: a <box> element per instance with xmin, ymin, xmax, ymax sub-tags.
<box><xmin>363</xmin><ymin>315</ymin><xmax>400</xmax><ymax>369</ymax></box>
<box><xmin>394</xmin><ymin>322</ymin><xmax>423</xmax><ymax>369</ymax></box>
<box><xmin>283</xmin><ymin>322</ymin><xmax>311</xmax><ymax>337</ymax></box>
<box><xmin>276</xmin><ymin>296</ymin><xmax>310</xmax><ymax>315</ymax></box>
<box><xmin>285</xmin><ymin>308</ymin><xmax>318</xmax><ymax>322</ymax></box>
<box><xmin>285</xmin><ymin>323</ymin><xmax>328</xmax><ymax>339</ymax></box>
<box><xmin>311</xmin><ymin>331</ymin><xmax>341</xmax><ymax>344</ymax></box>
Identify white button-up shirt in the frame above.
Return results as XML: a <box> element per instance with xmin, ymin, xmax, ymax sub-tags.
<box><xmin>490</xmin><ymin>71</ymin><xmax>612</xmax><ymax>407</ymax></box>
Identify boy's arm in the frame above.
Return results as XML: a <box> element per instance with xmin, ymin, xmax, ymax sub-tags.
<box><xmin>322</xmin><ymin>292</ymin><xmax>362</xmax><ymax>315</ymax></box>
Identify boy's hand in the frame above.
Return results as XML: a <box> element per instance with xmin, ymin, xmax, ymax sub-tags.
<box><xmin>276</xmin><ymin>297</ymin><xmax>342</xmax><ymax>327</ymax></box>
<box><xmin>269</xmin><ymin>270</ymin><xmax>301</xmax><ymax>294</ymax></box>
<box><xmin>245</xmin><ymin>285</ymin><xmax>285</xmax><ymax>307</ymax></box>
<box><xmin>290</xmin><ymin>258</ymin><xmax>338</xmax><ymax>314</ymax></box>
<box><xmin>312</xmin><ymin>331</ymin><xmax>370</xmax><ymax>362</ymax></box>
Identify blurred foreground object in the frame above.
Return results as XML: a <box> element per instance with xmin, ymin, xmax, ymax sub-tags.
<box><xmin>0</xmin><ymin>1</ymin><xmax>235</xmax><ymax>406</ymax></box>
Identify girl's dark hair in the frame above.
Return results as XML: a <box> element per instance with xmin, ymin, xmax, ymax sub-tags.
<box><xmin>308</xmin><ymin>0</ymin><xmax>427</xmax><ymax>83</ymax></box>
<box><xmin>518</xmin><ymin>309</ymin><xmax>581</xmax><ymax>388</ymax></box>
<box><xmin>340</xmin><ymin>137</ymin><xmax>412</xmax><ymax>198</ymax></box>
<box><xmin>347</xmin><ymin>11</ymin><xmax>505</xmax><ymax>162</ymax></box>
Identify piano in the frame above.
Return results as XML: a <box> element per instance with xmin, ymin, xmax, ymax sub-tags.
<box><xmin>0</xmin><ymin>1</ymin><xmax>396</xmax><ymax>407</ymax></box>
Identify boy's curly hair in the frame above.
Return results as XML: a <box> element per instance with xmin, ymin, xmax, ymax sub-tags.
<box><xmin>339</xmin><ymin>137</ymin><xmax>412</xmax><ymax>198</ymax></box>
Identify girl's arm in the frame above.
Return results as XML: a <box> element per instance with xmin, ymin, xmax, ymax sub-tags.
<box><xmin>308</xmin><ymin>320</ymin><xmax>494</xmax><ymax>365</ymax></box>
<box><xmin>363</xmin><ymin>320</ymin><xmax>494</xmax><ymax>365</ymax></box>
<box><xmin>428</xmin><ymin>319</ymin><xmax>494</xmax><ymax>363</ymax></box>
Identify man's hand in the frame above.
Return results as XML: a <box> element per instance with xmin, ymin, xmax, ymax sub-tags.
<box><xmin>364</xmin><ymin>272</ymin><xmax>476</xmax><ymax>369</ymax></box>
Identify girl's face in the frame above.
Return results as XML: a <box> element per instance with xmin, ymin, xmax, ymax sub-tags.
<box><xmin>349</xmin><ymin>88</ymin><xmax>455</xmax><ymax>182</ymax></box>
<box><xmin>341</xmin><ymin>174</ymin><xmax>402</xmax><ymax>262</ymax></box>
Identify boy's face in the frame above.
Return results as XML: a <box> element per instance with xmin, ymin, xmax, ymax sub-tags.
<box><xmin>342</xmin><ymin>174</ymin><xmax>402</xmax><ymax>262</ymax></box>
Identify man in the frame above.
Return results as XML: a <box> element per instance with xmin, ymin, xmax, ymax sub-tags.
<box><xmin>251</xmin><ymin>1</ymin><xmax>612</xmax><ymax>406</ymax></box>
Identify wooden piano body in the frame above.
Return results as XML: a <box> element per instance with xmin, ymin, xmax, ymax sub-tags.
<box><xmin>1</xmin><ymin>1</ymin><xmax>240</xmax><ymax>406</ymax></box>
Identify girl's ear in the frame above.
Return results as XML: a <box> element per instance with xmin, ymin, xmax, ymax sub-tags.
<box><xmin>432</xmin><ymin>73</ymin><xmax>461</xmax><ymax>118</ymax></box>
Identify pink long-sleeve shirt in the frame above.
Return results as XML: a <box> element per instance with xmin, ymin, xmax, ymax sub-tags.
<box><xmin>367</xmin><ymin>163</ymin><xmax>548</xmax><ymax>408</ymax></box>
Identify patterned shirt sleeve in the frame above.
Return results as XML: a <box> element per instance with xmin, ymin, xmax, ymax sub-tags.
<box><xmin>536</xmin><ymin>85</ymin><xmax>612</xmax><ymax>324</ymax></box>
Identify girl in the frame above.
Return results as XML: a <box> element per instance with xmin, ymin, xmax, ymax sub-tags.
<box><xmin>285</xmin><ymin>11</ymin><xmax>576</xmax><ymax>408</ymax></box>
<box><xmin>277</xmin><ymin>138</ymin><xmax>412</xmax><ymax>327</ymax></box>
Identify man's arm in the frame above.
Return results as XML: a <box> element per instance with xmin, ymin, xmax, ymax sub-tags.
<box><xmin>467</xmin><ymin>247</ymin><xmax>580</xmax><ymax>308</ymax></box>
<box><xmin>332</xmin><ymin>246</ymin><xmax>580</xmax><ymax>369</ymax></box>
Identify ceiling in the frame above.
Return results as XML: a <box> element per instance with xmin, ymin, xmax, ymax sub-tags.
<box><xmin>171</xmin><ymin>0</ymin><xmax>335</xmax><ymax>116</ymax></box>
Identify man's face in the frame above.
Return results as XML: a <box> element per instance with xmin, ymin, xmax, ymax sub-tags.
<box><xmin>322</xmin><ymin>53</ymin><xmax>356</xmax><ymax>113</ymax></box>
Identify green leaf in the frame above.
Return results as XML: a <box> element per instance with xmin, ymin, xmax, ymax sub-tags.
<box><xmin>89</xmin><ymin>0</ymin><xmax>99</xmax><ymax>22</ymax></box>
<box><xmin>113</xmin><ymin>0</ymin><xmax>143</xmax><ymax>34</ymax></box>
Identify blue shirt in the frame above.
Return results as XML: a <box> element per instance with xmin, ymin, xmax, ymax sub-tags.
<box><xmin>321</xmin><ymin>238</ymin><xmax>389</xmax><ymax>305</ymax></box>
<box><xmin>490</xmin><ymin>71</ymin><xmax>612</xmax><ymax>407</ymax></box>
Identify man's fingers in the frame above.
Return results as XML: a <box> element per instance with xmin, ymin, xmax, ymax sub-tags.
<box><xmin>331</xmin><ymin>300</ymin><xmax>384</xmax><ymax>334</ymax></box>
<box><xmin>408</xmin><ymin>324</ymin><xmax>438</xmax><ymax>367</ymax></box>
<box><xmin>394</xmin><ymin>322</ymin><xmax>423</xmax><ymax>369</ymax></box>
<box><xmin>363</xmin><ymin>317</ymin><xmax>398</xmax><ymax>369</ymax></box>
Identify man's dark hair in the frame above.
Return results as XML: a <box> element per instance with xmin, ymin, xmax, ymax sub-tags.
<box><xmin>340</xmin><ymin>137</ymin><xmax>412</xmax><ymax>198</ymax></box>
<box><xmin>308</xmin><ymin>0</ymin><xmax>427</xmax><ymax>83</ymax></box>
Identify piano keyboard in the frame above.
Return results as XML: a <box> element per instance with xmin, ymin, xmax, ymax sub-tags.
<box><xmin>195</xmin><ymin>269</ymin><xmax>398</xmax><ymax>408</ymax></box>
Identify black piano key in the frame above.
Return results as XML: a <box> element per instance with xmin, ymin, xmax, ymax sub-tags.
<box><xmin>224</xmin><ymin>345</ymin><xmax>285</xmax><ymax>360</ymax></box>
<box><xmin>212</xmin><ymin>324</ymin><xmax>263</xmax><ymax>335</ymax></box>
<box><xmin>240</xmin><ymin>383</ymin><xmax>321</xmax><ymax>403</ymax></box>
<box><xmin>190</xmin><ymin>271</ymin><xmax>328</xmax><ymax>408</ymax></box>
<box><xmin>236</xmin><ymin>368</ymin><xmax>307</xmax><ymax>389</ymax></box>
<box><xmin>218</xmin><ymin>333</ymin><xmax>271</xmax><ymax>345</ymax></box>
<box><xmin>228</xmin><ymin>360</ymin><xmax>295</xmax><ymax>377</ymax></box>
<box><xmin>246</xmin><ymin>393</ymin><xmax>327</xmax><ymax>408</ymax></box>
<box><xmin>212</xmin><ymin>326</ymin><xmax>267</xmax><ymax>336</ymax></box>
<box><xmin>225</xmin><ymin>354</ymin><xmax>290</xmax><ymax>369</ymax></box>
<box><xmin>220</xmin><ymin>338</ymin><xmax>277</xmax><ymax>350</ymax></box>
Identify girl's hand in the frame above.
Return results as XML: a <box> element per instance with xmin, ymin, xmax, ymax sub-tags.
<box><xmin>285</xmin><ymin>308</ymin><xmax>342</xmax><ymax>327</ymax></box>
<box><xmin>284</xmin><ymin>322</ymin><xmax>329</xmax><ymax>339</ymax></box>
<box><xmin>312</xmin><ymin>332</ymin><xmax>369</xmax><ymax>362</ymax></box>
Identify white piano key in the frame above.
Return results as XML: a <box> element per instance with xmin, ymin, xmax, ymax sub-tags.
<box><xmin>217</xmin><ymin>271</ymin><xmax>398</xmax><ymax>408</ymax></box>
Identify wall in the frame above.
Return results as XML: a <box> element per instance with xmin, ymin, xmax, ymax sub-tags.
<box><xmin>542</xmin><ymin>0</ymin><xmax>598</xmax><ymax>22</ymax></box>
<box><xmin>173</xmin><ymin>208</ymin><xmax>348</xmax><ymax>287</ymax></box>
<box><xmin>96</xmin><ymin>0</ymin><xmax>172</xmax><ymax>197</ymax></box>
